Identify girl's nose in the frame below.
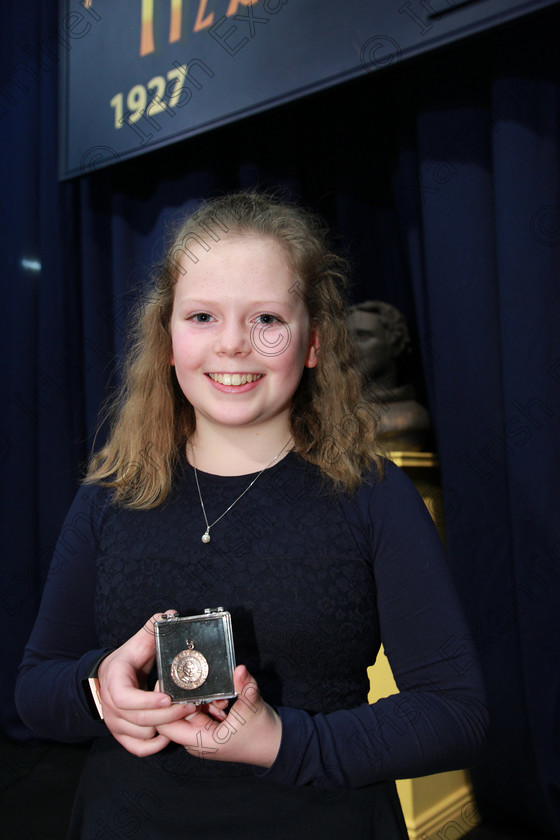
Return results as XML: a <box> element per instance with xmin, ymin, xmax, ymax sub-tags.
<box><xmin>214</xmin><ymin>321</ymin><xmax>251</xmax><ymax>356</ymax></box>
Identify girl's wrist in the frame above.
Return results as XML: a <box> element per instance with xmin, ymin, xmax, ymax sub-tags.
<box><xmin>251</xmin><ymin>706</ymin><xmax>283</xmax><ymax>768</ymax></box>
<box><xmin>82</xmin><ymin>650</ymin><xmax>113</xmax><ymax>720</ymax></box>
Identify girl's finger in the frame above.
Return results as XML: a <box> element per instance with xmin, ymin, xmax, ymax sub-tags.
<box><xmin>206</xmin><ymin>702</ymin><xmax>227</xmax><ymax>721</ymax></box>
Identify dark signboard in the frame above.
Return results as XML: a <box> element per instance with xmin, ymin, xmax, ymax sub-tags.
<box><xmin>59</xmin><ymin>0</ymin><xmax>558</xmax><ymax>179</ymax></box>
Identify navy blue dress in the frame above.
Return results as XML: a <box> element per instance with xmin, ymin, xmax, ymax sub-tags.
<box><xmin>16</xmin><ymin>454</ymin><xmax>487</xmax><ymax>839</ymax></box>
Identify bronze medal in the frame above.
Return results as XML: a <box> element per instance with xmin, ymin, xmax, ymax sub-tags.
<box><xmin>170</xmin><ymin>641</ymin><xmax>209</xmax><ymax>690</ymax></box>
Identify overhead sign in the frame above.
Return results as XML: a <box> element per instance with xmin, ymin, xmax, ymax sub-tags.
<box><xmin>59</xmin><ymin>0</ymin><xmax>558</xmax><ymax>179</ymax></box>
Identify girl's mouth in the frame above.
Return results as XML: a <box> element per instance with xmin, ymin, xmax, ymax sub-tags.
<box><xmin>207</xmin><ymin>373</ymin><xmax>263</xmax><ymax>386</ymax></box>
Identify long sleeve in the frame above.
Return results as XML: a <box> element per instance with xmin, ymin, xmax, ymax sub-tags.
<box><xmin>260</xmin><ymin>461</ymin><xmax>488</xmax><ymax>789</ymax></box>
<box><xmin>15</xmin><ymin>483</ymin><xmax>112</xmax><ymax>742</ymax></box>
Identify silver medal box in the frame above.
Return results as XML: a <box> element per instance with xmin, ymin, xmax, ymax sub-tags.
<box><xmin>155</xmin><ymin>607</ymin><xmax>237</xmax><ymax>705</ymax></box>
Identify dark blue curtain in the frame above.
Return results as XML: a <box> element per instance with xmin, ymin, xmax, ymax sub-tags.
<box><xmin>393</xmin><ymin>30</ymin><xmax>560</xmax><ymax>835</ymax></box>
<box><xmin>1</xmin><ymin>2</ymin><xmax>559</xmax><ymax>835</ymax></box>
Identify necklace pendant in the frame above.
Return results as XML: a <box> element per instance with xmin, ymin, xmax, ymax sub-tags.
<box><xmin>192</xmin><ymin>438</ymin><xmax>291</xmax><ymax>546</ymax></box>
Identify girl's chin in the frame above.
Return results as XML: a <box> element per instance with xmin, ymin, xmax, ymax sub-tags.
<box><xmin>192</xmin><ymin>408</ymin><xmax>291</xmax><ymax>434</ymax></box>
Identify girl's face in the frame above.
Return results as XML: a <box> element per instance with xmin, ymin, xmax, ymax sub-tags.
<box><xmin>169</xmin><ymin>234</ymin><xmax>319</xmax><ymax>441</ymax></box>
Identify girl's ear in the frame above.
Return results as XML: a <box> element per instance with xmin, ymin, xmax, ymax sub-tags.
<box><xmin>305</xmin><ymin>329</ymin><xmax>320</xmax><ymax>368</ymax></box>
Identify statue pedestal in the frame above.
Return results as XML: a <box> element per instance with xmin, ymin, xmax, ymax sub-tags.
<box><xmin>367</xmin><ymin>453</ymin><xmax>481</xmax><ymax>839</ymax></box>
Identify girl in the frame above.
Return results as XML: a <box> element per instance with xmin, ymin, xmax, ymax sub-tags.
<box><xmin>16</xmin><ymin>192</ymin><xmax>487</xmax><ymax>839</ymax></box>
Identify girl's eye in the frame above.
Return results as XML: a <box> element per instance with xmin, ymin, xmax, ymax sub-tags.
<box><xmin>190</xmin><ymin>313</ymin><xmax>214</xmax><ymax>323</ymax></box>
<box><xmin>255</xmin><ymin>314</ymin><xmax>281</xmax><ymax>325</ymax></box>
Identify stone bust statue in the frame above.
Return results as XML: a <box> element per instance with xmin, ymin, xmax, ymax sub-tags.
<box><xmin>347</xmin><ymin>300</ymin><xmax>431</xmax><ymax>450</ymax></box>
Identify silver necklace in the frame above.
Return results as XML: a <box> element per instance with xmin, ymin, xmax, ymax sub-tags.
<box><xmin>192</xmin><ymin>441</ymin><xmax>291</xmax><ymax>544</ymax></box>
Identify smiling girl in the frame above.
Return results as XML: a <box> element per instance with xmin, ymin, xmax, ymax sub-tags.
<box><xmin>16</xmin><ymin>192</ymin><xmax>487</xmax><ymax>839</ymax></box>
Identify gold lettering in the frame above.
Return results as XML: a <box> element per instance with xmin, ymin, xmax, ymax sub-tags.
<box><xmin>140</xmin><ymin>0</ymin><xmax>253</xmax><ymax>56</ymax></box>
<box><xmin>169</xmin><ymin>0</ymin><xmax>183</xmax><ymax>43</ymax></box>
<box><xmin>140</xmin><ymin>0</ymin><xmax>155</xmax><ymax>56</ymax></box>
<box><xmin>225</xmin><ymin>0</ymin><xmax>252</xmax><ymax>15</ymax></box>
<box><xmin>194</xmin><ymin>0</ymin><xmax>214</xmax><ymax>31</ymax></box>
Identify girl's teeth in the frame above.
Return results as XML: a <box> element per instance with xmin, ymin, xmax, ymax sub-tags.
<box><xmin>209</xmin><ymin>373</ymin><xmax>261</xmax><ymax>386</ymax></box>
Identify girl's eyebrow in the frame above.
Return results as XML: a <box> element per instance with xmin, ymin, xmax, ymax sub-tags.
<box><xmin>176</xmin><ymin>297</ymin><xmax>298</xmax><ymax>310</ymax></box>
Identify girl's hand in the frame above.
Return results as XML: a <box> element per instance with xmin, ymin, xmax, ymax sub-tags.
<box><xmin>96</xmin><ymin>612</ymin><xmax>198</xmax><ymax>757</ymax></box>
<box><xmin>157</xmin><ymin>665</ymin><xmax>282</xmax><ymax>768</ymax></box>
